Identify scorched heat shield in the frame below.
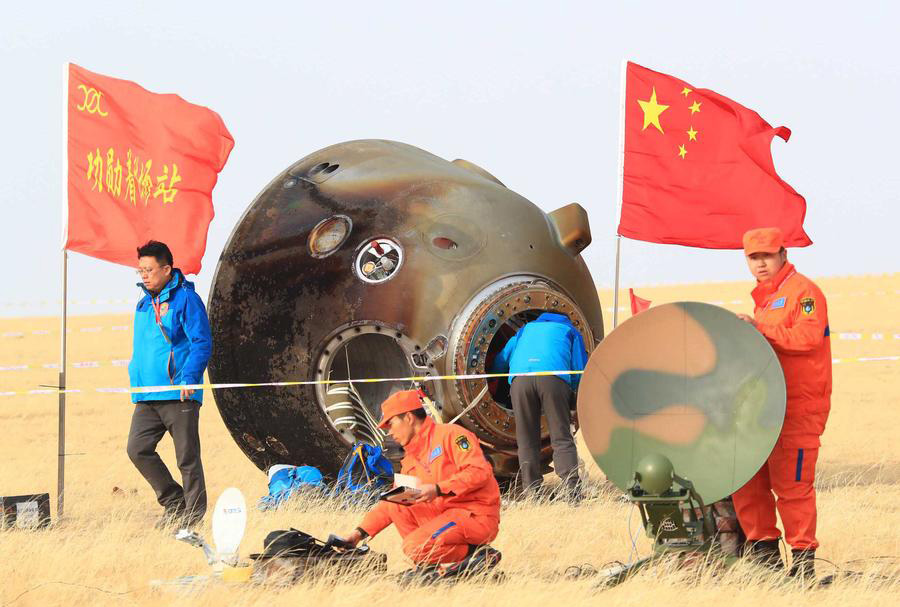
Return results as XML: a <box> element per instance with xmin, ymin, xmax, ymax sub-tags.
<box><xmin>208</xmin><ymin>140</ymin><xmax>604</xmax><ymax>477</ymax></box>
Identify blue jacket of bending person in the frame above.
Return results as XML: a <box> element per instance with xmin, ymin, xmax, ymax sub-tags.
<box><xmin>128</xmin><ymin>269</ymin><xmax>213</xmax><ymax>404</ymax></box>
<box><xmin>490</xmin><ymin>312</ymin><xmax>589</xmax><ymax>390</ymax></box>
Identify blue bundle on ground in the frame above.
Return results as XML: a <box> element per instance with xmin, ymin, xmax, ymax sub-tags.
<box><xmin>258</xmin><ymin>465</ymin><xmax>325</xmax><ymax>511</ymax></box>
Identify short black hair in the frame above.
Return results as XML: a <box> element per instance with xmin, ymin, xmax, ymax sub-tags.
<box><xmin>409</xmin><ymin>408</ymin><xmax>427</xmax><ymax>420</ymax></box>
<box><xmin>137</xmin><ymin>241</ymin><xmax>173</xmax><ymax>266</ymax></box>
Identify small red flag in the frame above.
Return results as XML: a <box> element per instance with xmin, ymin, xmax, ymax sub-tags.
<box><xmin>65</xmin><ymin>64</ymin><xmax>234</xmax><ymax>274</ymax></box>
<box><xmin>618</xmin><ymin>62</ymin><xmax>811</xmax><ymax>249</ymax></box>
<box><xmin>629</xmin><ymin>288</ymin><xmax>651</xmax><ymax>316</ymax></box>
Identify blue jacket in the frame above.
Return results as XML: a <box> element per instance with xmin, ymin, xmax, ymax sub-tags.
<box><xmin>128</xmin><ymin>269</ymin><xmax>212</xmax><ymax>404</ymax></box>
<box><xmin>491</xmin><ymin>312</ymin><xmax>589</xmax><ymax>390</ymax></box>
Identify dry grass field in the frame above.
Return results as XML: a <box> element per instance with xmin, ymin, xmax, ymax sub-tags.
<box><xmin>1</xmin><ymin>275</ymin><xmax>898</xmax><ymax>606</ymax></box>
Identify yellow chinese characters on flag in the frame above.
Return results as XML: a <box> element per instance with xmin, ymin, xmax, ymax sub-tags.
<box><xmin>66</xmin><ymin>63</ymin><xmax>234</xmax><ymax>274</ymax></box>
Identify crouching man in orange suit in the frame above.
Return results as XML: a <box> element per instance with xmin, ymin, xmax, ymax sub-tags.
<box><xmin>733</xmin><ymin>227</ymin><xmax>832</xmax><ymax>580</ymax></box>
<box><xmin>340</xmin><ymin>390</ymin><xmax>501</xmax><ymax>581</ymax></box>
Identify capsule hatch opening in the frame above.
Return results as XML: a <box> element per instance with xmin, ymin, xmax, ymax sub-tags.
<box><xmin>484</xmin><ymin>310</ymin><xmax>543</xmax><ymax>410</ymax></box>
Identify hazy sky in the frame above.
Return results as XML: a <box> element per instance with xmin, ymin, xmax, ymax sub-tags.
<box><xmin>2</xmin><ymin>1</ymin><xmax>897</xmax><ymax>317</ymax></box>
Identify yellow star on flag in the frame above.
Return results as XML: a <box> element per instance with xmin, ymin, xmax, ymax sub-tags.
<box><xmin>681</xmin><ymin>87</ymin><xmax>692</xmax><ymax>97</ymax></box>
<box><xmin>689</xmin><ymin>100</ymin><xmax>702</xmax><ymax>115</ymax></box>
<box><xmin>687</xmin><ymin>126</ymin><xmax>698</xmax><ymax>141</ymax></box>
<box><xmin>678</xmin><ymin>144</ymin><xmax>687</xmax><ymax>159</ymax></box>
<box><xmin>637</xmin><ymin>87</ymin><xmax>669</xmax><ymax>134</ymax></box>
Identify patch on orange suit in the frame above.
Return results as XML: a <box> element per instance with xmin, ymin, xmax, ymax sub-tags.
<box><xmin>455</xmin><ymin>435</ymin><xmax>470</xmax><ymax>451</ymax></box>
<box><xmin>429</xmin><ymin>446</ymin><xmax>443</xmax><ymax>462</ymax></box>
<box><xmin>800</xmin><ymin>297</ymin><xmax>815</xmax><ymax>315</ymax></box>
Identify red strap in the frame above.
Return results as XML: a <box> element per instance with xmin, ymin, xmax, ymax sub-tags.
<box><xmin>151</xmin><ymin>296</ymin><xmax>174</xmax><ymax>384</ymax></box>
<box><xmin>151</xmin><ymin>297</ymin><xmax>171</xmax><ymax>343</ymax></box>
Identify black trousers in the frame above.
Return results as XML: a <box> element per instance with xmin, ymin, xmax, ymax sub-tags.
<box><xmin>510</xmin><ymin>375</ymin><xmax>578</xmax><ymax>490</ymax></box>
<box><xmin>126</xmin><ymin>400</ymin><xmax>207</xmax><ymax>519</ymax></box>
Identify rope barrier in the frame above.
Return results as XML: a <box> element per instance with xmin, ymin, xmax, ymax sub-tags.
<box><xmin>2</xmin><ymin>349</ymin><xmax>899</xmax><ymax>375</ymax></box>
<box><xmin>0</xmin><ymin>369</ymin><xmax>585</xmax><ymax>397</ymax></box>
<box><xmin>1</xmin><ymin>353</ymin><xmax>898</xmax><ymax>397</ymax></box>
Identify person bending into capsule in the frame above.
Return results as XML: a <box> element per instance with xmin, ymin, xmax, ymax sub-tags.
<box><xmin>491</xmin><ymin>312</ymin><xmax>589</xmax><ymax>501</ymax></box>
<box><xmin>339</xmin><ymin>390</ymin><xmax>501</xmax><ymax>579</ymax></box>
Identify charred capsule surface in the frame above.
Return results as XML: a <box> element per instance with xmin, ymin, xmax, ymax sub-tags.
<box><xmin>208</xmin><ymin>140</ymin><xmax>604</xmax><ymax>477</ymax></box>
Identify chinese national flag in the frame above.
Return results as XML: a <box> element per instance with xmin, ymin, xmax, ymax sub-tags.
<box><xmin>65</xmin><ymin>63</ymin><xmax>234</xmax><ymax>274</ymax></box>
<box><xmin>629</xmin><ymin>288</ymin><xmax>651</xmax><ymax>316</ymax></box>
<box><xmin>619</xmin><ymin>62</ymin><xmax>811</xmax><ymax>249</ymax></box>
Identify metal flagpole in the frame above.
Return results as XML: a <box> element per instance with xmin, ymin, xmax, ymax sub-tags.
<box><xmin>612</xmin><ymin>236</ymin><xmax>622</xmax><ymax>328</ymax></box>
<box><xmin>58</xmin><ymin>62</ymin><xmax>69</xmax><ymax>519</ymax></box>
<box><xmin>58</xmin><ymin>252</ymin><xmax>67</xmax><ymax>519</ymax></box>
<box><xmin>613</xmin><ymin>59</ymin><xmax>627</xmax><ymax>329</ymax></box>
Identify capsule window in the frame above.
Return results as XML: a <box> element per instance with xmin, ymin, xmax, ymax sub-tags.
<box><xmin>432</xmin><ymin>237</ymin><xmax>459</xmax><ymax>250</ymax></box>
<box><xmin>308</xmin><ymin>215</ymin><xmax>352</xmax><ymax>258</ymax></box>
<box><xmin>354</xmin><ymin>238</ymin><xmax>403</xmax><ymax>284</ymax></box>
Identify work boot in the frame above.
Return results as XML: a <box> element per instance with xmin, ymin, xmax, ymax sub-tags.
<box><xmin>788</xmin><ymin>549</ymin><xmax>816</xmax><ymax>582</ymax></box>
<box><xmin>442</xmin><ymin>545</ymin><xmax>502</xmax><ymax>580</ymax></box>
<box><xmin>745</xmin><ymin>539</ymin><xmax>784</xmax><ymax>571</ymax></box>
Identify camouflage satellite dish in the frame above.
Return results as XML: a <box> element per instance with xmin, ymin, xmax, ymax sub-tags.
<box><xmin>577</xmin><ymin>302</ymin><xmax>786</xmax><ymax>504</ymax></box>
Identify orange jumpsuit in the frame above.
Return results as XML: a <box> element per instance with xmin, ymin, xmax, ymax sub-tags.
<box><xmin>358</xmin><ymin>417</ymin><xmax>501</xmax><ymax>564</ymax></box>
<box><xmin>732</xmin><ymin>262</ymin><xmax>831</xmax><ymax>550</ymax></box>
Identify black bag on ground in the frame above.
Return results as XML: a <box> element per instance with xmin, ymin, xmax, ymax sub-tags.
<box><xmin>249</xmin><ymin>528</ymin><xmax>388</xmax><ymax>582</ymax></box>
<box><xmin>254</xmin><ymin>528</ymin><xmax>319</xmax><ymax>558</ymax></box>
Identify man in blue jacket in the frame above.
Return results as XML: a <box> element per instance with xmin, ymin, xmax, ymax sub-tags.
<box><xmin>491</xmin><ymin>312</ymin><xmax>588</xmax><ymax>498</ymax></box>
<box><xmin>126</xmin><ymin>241</ymin><xmax>212</xmax><ymax>528</ymax></box>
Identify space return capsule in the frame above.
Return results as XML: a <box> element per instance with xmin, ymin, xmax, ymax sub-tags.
<box><xmin>208</xmin><ymin>139</ymin><xmax>604</xmax><ymax>478</ymax></box>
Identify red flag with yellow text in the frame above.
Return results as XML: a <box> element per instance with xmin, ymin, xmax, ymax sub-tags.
<box><xmin>619</xmin><ymin>62</ymin><xmax>810</xmax><ymax>249</ymax></box>
<box><xmin>65</xmin><ymin>63</ymin><xmax>233</xmax><ymax>274</ymax></box>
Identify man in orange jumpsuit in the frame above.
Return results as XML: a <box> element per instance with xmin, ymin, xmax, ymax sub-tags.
<box><xmin>340</xmin><ymin>390</ymin><xmax>501</xmax><ymax>579</ymax></box>
<box><xmin>732</xmin><ymin>227</ymin><xmax>832</xmax><ymax>579</ymax></box>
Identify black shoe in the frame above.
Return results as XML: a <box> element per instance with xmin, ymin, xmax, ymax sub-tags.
<box><xmin>566</xmin><ymin>491</ymin><xmax>585</xmax><ymax>506</ymax></box>
<box><xmin>397</xmin><ymin>564</ymin><xmax>443</xmax><ymax>587</ymax></box>
<box><xmin>745</xmin><ymin>539</ymin><xmax>784</xmax><ymax>571</ymax></box>
<box><xmin>560</xmin><ymin>481</ymin><xmax>585</xmax><ymax>506</ymax></box>
<box><xmin>516</xmin><ymin>483</ymin><xmax>547</xmax><ymax>502</ymax></box>
<box><xmin>176</xmin><ymin>511</ymin><xmax>204</xmax><ymax>530</ymax></box>
<box><xmin>545</xmin><ymin>476</ymin><xmax>584</xmax><ymax>505</ymax></box>
<box><xmin>788</xmin><ymin>549</ymin><xmax>816</xmax><ymax>581</ymax></box>
<box><xmin>155</xmin><ymin>512</ymin><xmax>182</xmax><ymax>529</ymax></box>
<box><xmin>441</xmin><ymin>545</ymin><xmax>502</xmax><ymax>580</ymax></box>
<box><xmin>154</xmin><ymin>503</ymin><xmax>187</xmax><ymax>530</ymax></box>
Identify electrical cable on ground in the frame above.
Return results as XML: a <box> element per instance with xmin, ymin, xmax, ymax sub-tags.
<box><xmin>3</xmin><ymin>581</ymin><xmax>140</xmax><ymax>606</ymax></box>
<box><xmin>627</xmin><ymin>503</ymin><xmax>642</xmax><ymax>565</ymax></box>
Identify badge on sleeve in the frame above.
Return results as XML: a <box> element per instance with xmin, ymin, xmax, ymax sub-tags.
<box><xmin>800</xmin><ymin>297</ymin><xmax>815</xmax><ymax>315</ymax></box>
<box><xmin>455</xmin><ymin>435</ymin><xmax>470</xmax><ymax>451</ymax></box>
<box><xmin>429</xmin><ymin>446</ymin><xmax>443</xmax><ymax>462</ymax></box>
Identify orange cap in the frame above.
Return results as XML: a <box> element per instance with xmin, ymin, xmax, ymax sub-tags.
<box><xmin>377</xmin><ymin>390</ymin><xmax>424</xmax><ymax>428</ymax></box>
<box><xmin>743</xmin><ymin>227</ymin><xmax>784</xmax><ymax>255</ymax></box>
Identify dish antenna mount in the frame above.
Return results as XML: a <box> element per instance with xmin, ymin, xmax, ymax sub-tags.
<box><xmin>577</xmin><ymin>302</ymin><xmax>786</xmax><ymax>586</ymax></box>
